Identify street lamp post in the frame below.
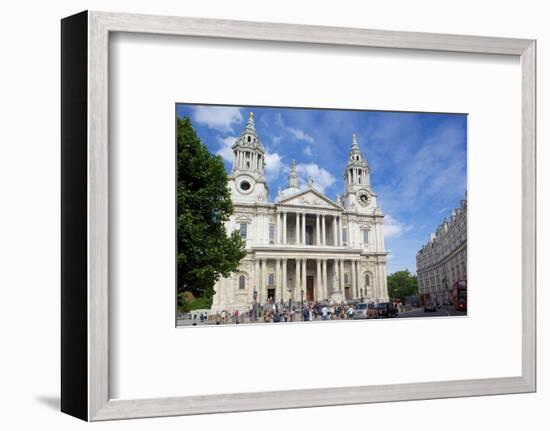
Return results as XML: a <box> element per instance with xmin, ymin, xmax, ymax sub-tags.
<box><xmin>360</xmin><ymin>288</ymin><xmax>364</xmax><ymax>302</ymax></box>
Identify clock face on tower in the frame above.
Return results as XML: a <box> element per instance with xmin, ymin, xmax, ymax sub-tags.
<box><xmin>236</xmin><ymin>176</ymin><xmax>255</xmax><ymax>194</ymax></box>
<box><xmin>358</xmin><ymin>190</ymin><xmax>370</xmax><ymax>207</ymax></box>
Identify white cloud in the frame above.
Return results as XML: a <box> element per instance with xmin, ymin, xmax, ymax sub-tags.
<box><xmin>384</xmin><ymin>214</ymin><xmax>413</xmax><ymax>239</ymax></box>
<box><xmin>276</xmin><ymin>112</ymin><xmax>314</xmax><ymax>143</ymax></box>
<box><xmin>287</xmin><ymin>127</ymin><xmax>314</xmax><ymax>143</ymax></box>
<box><xmin>264</xmin><ymin>151</ymin><xmax>285</xmax><ymax>182</ymax></box>
<box><xmin>303</xmin><ymin>145</ymin><xmax>313</xmax><ymax>156</ymax></box>
<box><xmin>215</xmin><ymin>136</ymin><xmax>237</xmax><ymax>162</ymax></box>
<box><xmin>192</xmin><ymin>106</ymin><xmax>243</xmax><ymax>132</ymax></box>
<box><xmin>376</xmin><ymin>121</ymin><xmax>466</xmax><ymax>214</ymax></box>
<box><xmin>296</xmin><ymin>163</ymin><xmax>336</xmax><ymax>193</ymax></box>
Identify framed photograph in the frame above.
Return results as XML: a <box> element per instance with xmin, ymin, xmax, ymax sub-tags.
<box><xmin>61</xmin><ymin>11</ymin><xmax>536</xmax><ymax>421</ymax></box>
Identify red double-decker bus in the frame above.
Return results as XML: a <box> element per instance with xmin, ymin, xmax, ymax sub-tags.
<box><xmin>452</xmin><ymin>280</ymin><xmax>467</xmax><ymax>311</ymax></box>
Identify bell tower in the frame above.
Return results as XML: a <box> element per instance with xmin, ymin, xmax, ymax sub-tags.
<box><xmin>228</xmin><ymin>112</ymin><xmax>269</xmax><ymax>202</ymax></box>
<box><xmin>343</xmin><ymin>134</ymin><xmax>375</xmax><ymax>212</ymax></box>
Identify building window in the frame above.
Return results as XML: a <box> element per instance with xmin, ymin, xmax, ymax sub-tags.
<box><xmin>344</xmin><ymin>273</ymin><xmax>349</xmax><ymax>284</ymax></box>
<box><xmin>268</xmin><ymin>273</ymin><xmax>275</xmax><ymax>286</ymax></box>
<box><xmin>239</xmin><ymin>275</ymin><xmax>246</xmax><ymax>289</ymax></box>
<box><xmin>365</xmin><ymin>273</ymin><xmax>370</xmax><ymax>287</ymax></box>
<box><xmin>240</xmin><ymin>223</ymin><xmax>247</xmax><ymax>239</ymax></box>
<box><xmin>362</xmin><ymin>229</ymin><xmax>369</xmax><ymax>245</ymax></box>
<box><xmin>342</xmin><ymin>228</ymin><xmax>348</xmax><ymax>245</ymax></box>
<box><xmin>269</xmin><ymin>223</ymin><xmax>275</xmax><ymax>244</ymax></box>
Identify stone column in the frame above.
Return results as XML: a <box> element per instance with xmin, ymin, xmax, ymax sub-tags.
<box><xmin>275</xmin><ymin>258</ymin><xmax>281</xmax><ymax>303</ymax></box>
<box><xmin>338</xmin><ymin>216</ymin><xmax>343</xmax><ymax>247</ymax></box>
<box><xmin>322</xmin><ymin>214</ymin><xmax>326</xmax><ymax>245</ymax></box>
<box><xmin>332</xmin><ymin>259</ymin><xmax>338</xmax><ymax>293</ymax></box>
<box><xmin>254</xmin><ymin>258</ymin><xmax>260</xmax><ymax>301</ymax></box>
<box><xmin>316</xmin><ymin>214</ymin><xmax>320</xmax><ymax>245</ymax></box>
<box><xmin>339</xmin><ymin>259</ymin><xmax>344</xmax><ymax>291</ymax></box>
<box><xmin>332</xmin><ymin>216</ymin><xmax>337</xmax><ymax>246</ymax></box>
<box><xmin>316</xmin><ymin>258</ymin><xmax>322</xmax><ymax>302</ymax></box>
<box><xmin>301</xmin><ymin>258</ymin><xmax>307</xmax><ymax>299</ymax></box>
<box><xmin>295</xmin><ymin>213</ymin><xmax>300</xmax><ymax>245</ymax></box>
<box><xmin>351</xmin><ymin>259</ymin><xmax>357</xmax><ymax>299</ymax></box>
<box><xmin>356</xmin><ymin>260</ymin><xmax>362</xmax><ymax>299</ymax></box>
<box><xmin>293</xmin><ymin>259</ymin><xmax>302</xmax><ymax>301</ymax></box>
<box><xmin>275</xmin><ymin>211</ymin><xmax>281</xmax><ymax>244</ymax></box>
<box><xmin>283</xmin><ymin>211</ymin><xmax>287</xmax><ymax>244</ymax></box>
<box><xmin>282</xmin><ymin>258</ymin><xmax>288</xmax><ymax>303</ymax></box>
<box><xmin>322</xmin><ymin>259</ymin><xmax>328</xmax><ymax>300</ymax></box>
<box><xmin>260</xmin><ymin>258</ymin><xmax>267</xmax><ymax>304</ymax></box>
<box><xmin>302</xmin><ymin>212</ymin><xmax>306</xmax><ymax>245</ymax></box>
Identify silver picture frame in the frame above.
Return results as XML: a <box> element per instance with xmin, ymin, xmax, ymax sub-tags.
<box><xmin>61</xmin><ymin>10</ymin><xmax>536</xmax><ymax>421</ymax></box>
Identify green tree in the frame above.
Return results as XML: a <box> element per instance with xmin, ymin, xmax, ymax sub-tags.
<box><xmin>177</xmin><ymin>117</ymin><xmax>246</xmax><ymax>312</ymax></box>
<box><xmin>387</xmin><ymin>270</ymin><xmax>418</xmax><ymax>301</ymax></box>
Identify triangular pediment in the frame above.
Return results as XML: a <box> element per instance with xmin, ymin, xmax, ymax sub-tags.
<box><xmin>277</xmin><ymin>188</ymin><xmax>341</xmax><ymax>209</ymax></box>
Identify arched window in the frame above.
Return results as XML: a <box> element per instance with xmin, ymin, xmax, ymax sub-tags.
<box><xmin>365</xmin><ymin>273</ymin><xmax>370</xmax><ymax>287</ymax></box>
<box><xmin>239</xmin><ymin>275</ymin><xmax>246</xmax><ymax>289</ymax></box>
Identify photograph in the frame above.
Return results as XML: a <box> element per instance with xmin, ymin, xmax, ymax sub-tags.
<box><xmin>175</xmin><ymin>104</ymin><xmax>467</xmax><ymax>326</ymax></box>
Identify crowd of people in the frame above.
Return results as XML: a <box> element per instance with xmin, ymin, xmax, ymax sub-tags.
<box><xmin>182</xmin><ymin>297</ymin><xmax>407</xmax><ymax>326</ymax></box>
<box><xmin>212</xmin><ymin>297</ymin><xmax>371</xmax><ymax>324</ymax></box>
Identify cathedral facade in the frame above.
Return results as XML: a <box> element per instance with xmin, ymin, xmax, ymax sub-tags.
<box><xmin>211</xmin><ymin>112</ymin><xmax>389</xmax><ymax>313</ymax></box>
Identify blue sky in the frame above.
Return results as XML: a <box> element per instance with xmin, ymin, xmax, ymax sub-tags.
<box><xmin>176</xmin><ymin>104</ymin><xmax>467</xmax><ymax>275</ymax></box>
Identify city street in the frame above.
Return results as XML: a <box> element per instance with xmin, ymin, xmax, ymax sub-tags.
<box><xmin>396</xmin><ymin>305</ymin><xmax>466</xmax><ymax>318</ymax></box>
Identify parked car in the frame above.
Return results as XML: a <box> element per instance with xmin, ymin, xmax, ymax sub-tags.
<box><xmin>375</xmin><ymin>302</ymin><xmax>398</xmax><ymax>318</ymax></box>
<box><xmin>352</xmin><ymin>303</ymin><xmax>378</xmax><ymax>319</ymax></box>
<box><xmin>424</xmin><ymin>301</ymin><xmax>437</xmax><ymax>312</ymax></box>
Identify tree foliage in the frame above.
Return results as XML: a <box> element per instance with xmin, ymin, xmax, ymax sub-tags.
<box><xmin>177</xmin><ymin>117</ymin><xmax>246</xmax><ymax>311</ymax></box>
<box><xmin>387</xmin><ymin>270</ymin><xmax>418</xmax><ymax>301</ymax></box>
